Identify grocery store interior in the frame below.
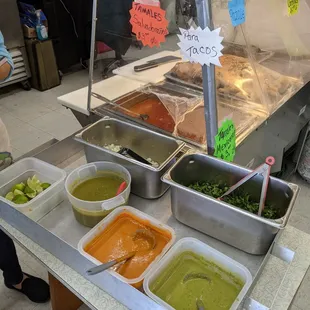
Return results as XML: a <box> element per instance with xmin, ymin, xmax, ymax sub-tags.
<box><xmin>2</xmin><ymin>0</ymin><xmax>310</xmax><ymax>310</ymax></box>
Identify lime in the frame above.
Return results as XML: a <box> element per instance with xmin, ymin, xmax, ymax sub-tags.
<box><xmin>11</xmin><ymin>182</ymin><xmax>25</xmax><ymax>192</ymax></box>
<box><xmin>26</xmin><ymin>192</ymin><xmax>36</xmax><ymax>199</ymax></box>
<box><xmin>41</xmin><ymin>183</ymin><xmax>51</xmax><ymax>190</ymax></box>
<box><xmin>5</xmin><ymin>192</ymin><xmax>14</xmax><ymax>201</ymax></box>
<box><xmin>12</xmin><ymin>195</ymin><xmax>29</xmax><ymax>204</ymax></box>
<box><xmin>36</xmin><ymin>186</ymin><xmax>43</xmax><ymax>194</ymax></box>
<box><xmin>24</xmin><ymin>185</ymin><xmax>35</xmax><ymax>194</ymax></box>
<box><xmin>27</xmin><ymin>175</ymin><xmax>44</xmax><ymax>195</ymax></box>
<box><xmin>13</xmin><ymin>189</ymin><xmax>25</xmax><ymax>197</ymax></box>
<box><xmin>24</xmin><ymin>186</ymin><xmax>36</xmax><ymax>199</ymax></box>
<box><xmin>32</xmin><ymin>175</ymin><xmax>40</xmax><ymax>183</ymax></box>
<box><xmin>27</xmin><ymin>175</ymin><xmax>41</xmax><ymax>191</ymax></box>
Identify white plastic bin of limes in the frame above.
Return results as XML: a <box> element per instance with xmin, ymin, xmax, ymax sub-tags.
<box><xmin>0</xmin><ymin>158</ymin><xmax>66</xmax><ymax>221</ymax></box>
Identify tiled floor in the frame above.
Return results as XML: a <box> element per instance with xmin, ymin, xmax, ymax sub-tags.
<box><xmin>0</xmin><ymin>70</ymin><xmax>88</xmax><ymax>159</ymax></box>
<box><xmin>1</xmin><ymin>69</ymin><xmax>310</xmax><ymax>309</ymax></box>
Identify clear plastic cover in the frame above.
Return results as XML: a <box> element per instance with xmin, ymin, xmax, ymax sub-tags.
<box><xmin>90</xmin><ymin>0</ymin><xmax>310</xmax><ymax>148</ymax></box>
<box><xmin>167</xmin><ymin>54</ymin><xmax>302</xmax><ymax>113</ymax></box>
<box><xmin>210</xmin><ymin>0</ymin><xmax>310</xmax><ymax>112</ymax></box>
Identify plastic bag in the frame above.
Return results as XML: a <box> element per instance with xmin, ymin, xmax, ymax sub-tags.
<box><xmin>139</xmin><ymin>84</ymin><xmax>202</xmax><ymax>137</ymax></box>
<box><xmin>138</xmin><ymin>84</ymin><xmax>262</xmax><ymax>147</ymax></box>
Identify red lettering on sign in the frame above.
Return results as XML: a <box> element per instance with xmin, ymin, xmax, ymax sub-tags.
<box><xmin>130</xmin><ymin>3</ymin><xmax>169</xmax><ymax>48</ymax></box>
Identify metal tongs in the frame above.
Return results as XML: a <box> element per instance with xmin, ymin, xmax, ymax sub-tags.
<box><xmin>92</xmin><ymin>92</ymin><xmax>149</xmax><ymax>121</ymax></box>
<box><xmin>220</xmin><ymin>156</ymin><xmax>275</xmax><ymax>217</ymax></box>
<box><xmin>118</xmin><ymin>148</ymin><xmax>151</xmax><ymax>166</ymax></box>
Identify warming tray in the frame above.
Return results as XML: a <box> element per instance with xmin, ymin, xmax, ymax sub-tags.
<box><xmin>94</xmin><ymin>83</ymin><xmax>265</xmax><ymax>149</ymax></box>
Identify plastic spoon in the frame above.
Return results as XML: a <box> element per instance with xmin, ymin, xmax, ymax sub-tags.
<box><xmin>116</xmin><ymin>181</ymin><xmax>127</xmax><ymax>196</ymax></box>
<box><xmin>86</xmin><ymin>251</ymin><xmax>136</xmax><ymax>276</ymax></box>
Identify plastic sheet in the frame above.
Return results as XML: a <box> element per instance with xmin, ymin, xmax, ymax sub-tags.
<box><xmin>212</xmin><ymin>0</ymin><xmax>310</xmax><ymax>113</ymax></box>
<box><xmin>176</xmin><ymin>101</ymin><xmax>262</xmax><ymax>146</ymax></box>
<box><xmin>138</xmin><ymin>84</ymin><xmax>202</xmax><ymax>137</ymax></box>
<box><xmin>89</xmin><ymin>0</ymin><xmax>310</xmax><ymax>149</ymax></box>
<box><xmin>112</xmin><ymin>83</ymin><xmax>263</xmax><ymax>148</ymax></box>
<box><xmin>167</xmin><ymin>53</ymin><xmax>302</xmax><ymax>113</ymax></box>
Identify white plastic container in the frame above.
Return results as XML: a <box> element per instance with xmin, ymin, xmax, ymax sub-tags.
<box><xmin>65</xmin><ymin>162</ymin><xmax>131</xmax><ymax>227</ymax></box>
<box><xmin>0</xmin><ymin>158</ymin><xmax>66</xmax><ymax>221</ymax></box>
<box><xmin>144</xmin><ymin>237</ymin><xmax>252</xmax><ymax>310</ymax></box>
<box><xmin>78</xmin><ymin>206</ymin><xmax>176</xmax><ymax>287</ymax></box>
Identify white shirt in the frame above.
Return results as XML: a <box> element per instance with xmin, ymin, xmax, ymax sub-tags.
<box><xmin>0</xmin><ymin>118</ymin><xmax>11</xmax><ymax>153</ymax></box>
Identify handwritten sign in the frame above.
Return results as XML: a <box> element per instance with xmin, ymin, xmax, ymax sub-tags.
<box><xmin>130</xmin><ymin>2</ymin><xmax>169</xmax><ymax>48</ymax></box>
<box><xmin>228</xmin><ymin>0</ymin><xmax>245</xmax><ymax>27</ymax></box>
<box><xmin>287</xmin><ymin>0</ymin><xmax>299</xmax><ymax>15</ymax></box>
<box><xmin>177</xmin><ymin>27</ymin><xmax>224</xmax><ymax>67</ymax></box>
<box><xmin>214</xmin><ymin>119</ymin><xmax>236</xmax><ymax>162</ymax></box>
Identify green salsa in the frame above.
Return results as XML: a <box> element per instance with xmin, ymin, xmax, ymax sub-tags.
<box><xmin>71</xmin><ymin>173</ymin><xmax>126</xmax><ymax>227</ymax></box>
<box><xmin>150</xmin><ymin>251</ymin><xmax>244</xmax><ymax>310</ymax></box>
<box><xmin>72</xmin><ymin>174</ymin><xmax>124</xmax><ymax>201</ymax></box>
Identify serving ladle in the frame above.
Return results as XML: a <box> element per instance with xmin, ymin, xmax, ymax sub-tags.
<box><xmin>183</xmin><ymin>273</ymin><xmax>211</xmax><ymax>310</ymax></box>
<box><xmin>196</xmin><ymin>299</ymin><xmax>205</xmax><ymax>310</ymax></box>
<box><xmin>87</xmin><ymin>229</ymin><xmax>156</xmax><ymax>276</ymax></box>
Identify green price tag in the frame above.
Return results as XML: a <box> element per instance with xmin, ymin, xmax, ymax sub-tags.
<box><xmin>287</xmin><ymin>0</ymin><xmax>299</xmax><ymax>16</ymax></box>
<box><xmin>214</xmin><ymin>119</ymin><xmax>236</xmax><ymax>162</ymax></box>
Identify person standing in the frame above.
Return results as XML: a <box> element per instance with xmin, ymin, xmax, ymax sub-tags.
<box><xmin>0</xmin><ymin>31</ymin><xmax>50</xmax><ymax>303</ymax></box>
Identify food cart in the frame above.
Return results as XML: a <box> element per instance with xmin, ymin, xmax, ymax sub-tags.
<box><xmin>2</xmin><ymin>0</ymin><xmax>310</xmax><ymax>309</ymax></box>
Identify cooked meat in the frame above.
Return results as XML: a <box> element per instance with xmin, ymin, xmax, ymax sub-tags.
<box><xmin>169</xmin><ymin>55</ymin><xmax>301</xmax><ymax>104</ymax></box>
<box><xmin>171</xmin><ymin>62</ymin><xmax>202</xmax><ymax>85</ymax></box>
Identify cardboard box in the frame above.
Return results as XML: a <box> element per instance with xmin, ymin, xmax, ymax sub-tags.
<box><xmin>22</xmin><ymin>21</ymin><xmax>48</xmax><ymax>39</ymax></box>
<box><xmin>25</xmin><ymin>39</ymin><xmax>60</xmax><ymax>91</ymax></box>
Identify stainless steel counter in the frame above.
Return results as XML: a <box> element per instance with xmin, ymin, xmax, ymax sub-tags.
<box><xmin>1</xmin><ymin>135</ymin><xmax>309</xmax><ymax>310</ymax></box>
<box><xmin>33</xmin><ymin>138</ymin><xmax>263</xmax><ymax>276</ymax></box>
<box><xmin>38</xmin><ymin>158</ymin><xmax>264</xmax><ymax>276</ymax></box>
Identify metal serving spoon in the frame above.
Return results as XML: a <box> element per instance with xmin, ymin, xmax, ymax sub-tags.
<box><xmin>86</xmin><ymin>251</ymin><xmax>136</xmax><ymax>276</ymax></box>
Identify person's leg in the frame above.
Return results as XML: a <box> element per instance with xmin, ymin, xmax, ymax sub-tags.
<box><xmin>0</xmin><ymin>229</ymin><xmax>23</xmax><ymax>286</ymax></box>
<box><xmin>0</xmin><ymin>229</ymin><xmax>50</xmax><ymax>303</ymax></box>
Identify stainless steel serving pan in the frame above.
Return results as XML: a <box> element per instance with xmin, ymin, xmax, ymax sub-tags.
<box><xmin>162</xmin><ymin>150</ymin><xmax>299</xmax><ymax>255</ymax></box>
<box><xmin>75</xmin><ymin>117</ymin><xmax>185</xmax><ymax>199</ymax></box>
